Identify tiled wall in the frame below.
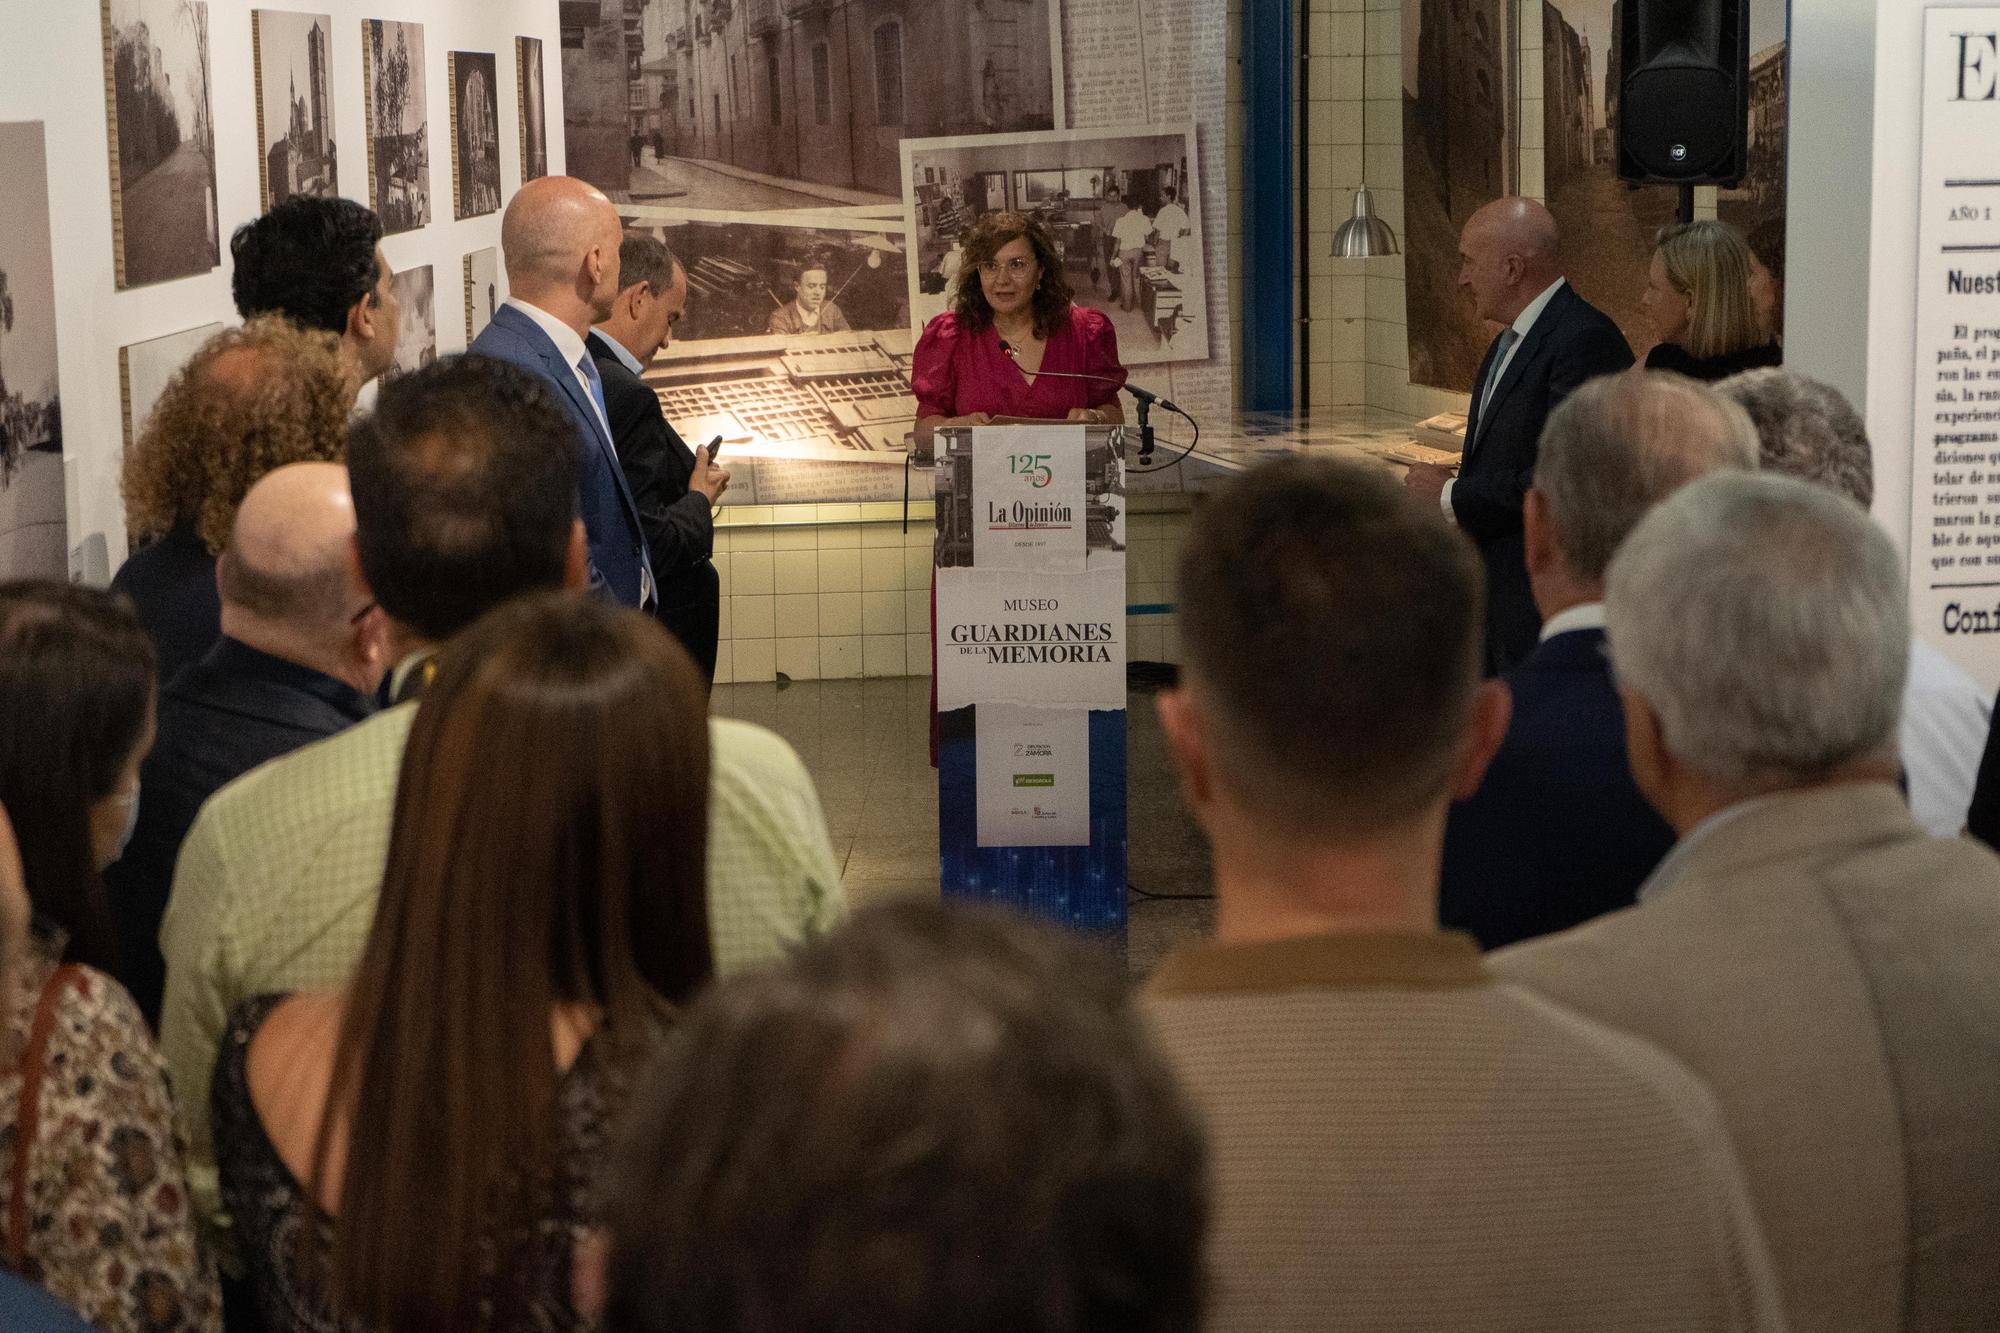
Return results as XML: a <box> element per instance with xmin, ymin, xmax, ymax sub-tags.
<box><xmin>711</xmin><ymin>496</ymin><xmax>1194</xmax><ymax>685</ymax></box>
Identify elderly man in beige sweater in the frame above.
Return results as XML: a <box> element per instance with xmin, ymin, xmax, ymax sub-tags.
<box><xmin>1494</xmin><ymin>471</ymin><xmax>2000</xmax><ymax>1333</ymax></box>
<box><xmin>1143</xmin><ymin>455</ymin><xmax>1787</xmax><ymax>1333</ymax></box>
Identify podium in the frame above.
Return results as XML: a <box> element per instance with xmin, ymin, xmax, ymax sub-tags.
<box><xmin>930</xmin><ymin>424</ymin><xmax>1129</xmax><ymax>934</ymax></box>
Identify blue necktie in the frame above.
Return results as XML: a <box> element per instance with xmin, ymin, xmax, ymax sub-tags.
<box><xmin>577</xmin><ymin>352</ymin><xmax>610</xmax><ymax>435</ymax></box>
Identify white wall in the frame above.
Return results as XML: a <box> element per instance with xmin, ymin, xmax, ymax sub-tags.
<box><xmin>1786</xmin><ymin>0</ymin><xmax>1877</xmax><ymax>423</ymax></box>
<box><xmin>0</xmin><ymin>0</ymin><xmax>561</xmax><ymax>581</ymax></box>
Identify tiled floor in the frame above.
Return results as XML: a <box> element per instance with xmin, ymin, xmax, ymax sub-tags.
<box><xmin>713</xmin><ymin>675</ymin><xmax>1216</xmax><ymax>975</ymax></box>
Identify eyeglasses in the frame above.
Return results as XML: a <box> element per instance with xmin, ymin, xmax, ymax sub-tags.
<box><xmin>349</xmin><ymin>600</ymin><xmax>379</xmax><ymax>625</ymax></box>
<box><xmin>978</xmin><ymin>257</ymin><xmax>1036</xmax><ymax>279</ymax></box>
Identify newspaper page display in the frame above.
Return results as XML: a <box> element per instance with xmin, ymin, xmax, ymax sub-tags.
<box><xmin>1908</xmin><ymin>8</ymin><xmax>2000</xmax><ymax>686</ymax></box>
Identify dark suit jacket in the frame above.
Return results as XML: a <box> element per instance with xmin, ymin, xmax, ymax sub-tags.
<box><xmin>1439</xmin><ymin>626</ymin><xmax>1675</xmax><ymax>950</ymax></box>
<box><xmin>469</xmin><ymin>304</ymin><xmax>654</xmax><ymax>606</ymax></box>
<box><xmin>110</xmin><ymin>525</ymin><xmax>220</xmax><ymax>684</ymax></box>
<box><xmin>587</xmin><ymin>330</ymin><xmax>721</xmax><ymax>679</ymax></box>
<box><xmin>1458</xmin><ymin>284</ymin><xmax>1633</xmax><ymax>672</ymax></box>
<box><xmin>104</xmin><ymin>636</ymin><xmax>373</xmax><ymax>1027</ymax></box>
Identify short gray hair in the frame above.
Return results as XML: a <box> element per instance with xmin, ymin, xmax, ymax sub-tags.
<box><xmin>1535</xmin><ymin>371</ymin><xmax>1759</xmax><ymax>581</ymax></box>
<box><xmin>1715</xmin><ymin>368</ymin><xmax>1874</xmax><ymax>508</ymax></box>
<box><xmin>1606</xmin><ymin>471</ymin><xmax>1907</xmax><ymax>786</ymax></box>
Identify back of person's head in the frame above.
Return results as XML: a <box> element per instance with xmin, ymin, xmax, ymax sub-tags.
<box><xmin>1653</xmin><ymin>219</ymin><xmax>1762</xmax><ymax>359</ymax></box>
<box><xmin>0</xmin><ymin>583</ymin><xmax>154</xmax><ymax>971</ymax></box>
<box><xmin>345</xmin><ymin>354</ymin><xmax>582</xmax><ymax>642</ymax></box>
<box><xmin>121</xmin><ymin>317</ymin><xmax>355</xmax><ymax>553</ymax></box>
<box><xmin>618</xmin><ymin>233</ymin><xmax>677</xmax><ymax>294</ymax></box>
<box><xmin>1607</xmin><ymin>471</ymin><xmax>1906</xmax><ymax>791</ymax></box>
<box><xmin>323</xmin><ymin>592</ymin><xmax>712</xmax><ymax>1329</ymax></box>
<box><xmin>599</xmin><ymin>899</ymin><xmax>1207</xmax><ymax>1333</ymax></box>
<box><xmin>230</xmin><ymin>196</ymin><xmax>384</xmax><ymax>334</ymax></box>
<box><xmin>218</xmin><ymin>461</ymin><xmax>379</xmax><ymax>687</ymax></box>
<box><xmin>1716</xmin><ymin>367</ymin><xmax>1873</xmax><ymax>508</ymax></box>
<box><xmin>1534</xmin><ymin>370</ymin><xmax>1759</xmax><ymax>582</ymax></box>
<box><xmin>1176</xmin><ymin>456</ymin><xmax>1483</xmax><ymax>839</ymax></box>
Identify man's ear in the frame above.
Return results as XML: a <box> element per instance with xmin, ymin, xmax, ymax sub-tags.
<box><xmin>346</xmin><ymin>292</ymin><xmax>376</xmax><ymax>345</ymax></box>
<box><xmin>1619</xmin><ymin>683</ymin><xmax>1673</xmax><ymax>821</ymax></box>
<box><xmin>1523</xmin><ymin>488</ymin><xmax>1557</xmax><ymax>580</ymax></box>
<box><xmin>563</xmin><ymin>519</ymin><xmax>591</xmax><ymax>591</ymax></box>
<box><xmin>1156</xmin><ymin>686</ymin><xmax>1216</xmax><ymax>814</ymax></box>
<box><xmin>1450</xmin><ymin>678</ymin><xmax>1513</xmax><ymax>801</ymax></box>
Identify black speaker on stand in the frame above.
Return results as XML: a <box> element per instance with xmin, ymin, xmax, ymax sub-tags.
<box><xmin>1616</xmin><ymin>0</ymin><xmax>1749</xmax><ymax>224</ymax></box>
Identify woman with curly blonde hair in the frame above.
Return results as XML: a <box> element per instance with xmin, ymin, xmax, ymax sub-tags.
<box><xmin>112</xmin><ymin>317</ymin><xmax>357</xmax><ymax>679</ymax></box>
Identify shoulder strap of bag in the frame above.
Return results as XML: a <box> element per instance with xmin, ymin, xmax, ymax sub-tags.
<box><xmin>7</xmin><ymin>964</ymin><xmax>85</xmax><ymax>1270</ymax></box>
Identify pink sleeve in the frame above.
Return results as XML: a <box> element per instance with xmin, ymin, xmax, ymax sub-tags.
<box><xmin>1076</xmin><ymin>308</ymin><xmax>1128</xmax><ymax>408</ymax></box>
<box><xmin>911</xmin><ymin>314</ymin><xmax>960</xmax><ymax>420</ymax></box>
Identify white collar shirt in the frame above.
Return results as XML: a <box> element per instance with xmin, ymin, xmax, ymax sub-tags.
<box><xmin>504</xmin><ymin>298</ymin><xmax>611</xmax><ymax>439</ymax></box>
<box><xmin>594</xmin><ymin>326</ymin><xmax>647</xmax><ymax>378</ymax></box>
<box><xmin>1539</xmin><ymin>601</ymin><xmax>1607</xmax><ymax>643</ymax></box>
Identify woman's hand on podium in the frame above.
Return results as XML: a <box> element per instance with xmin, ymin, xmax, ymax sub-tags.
<box><xmin>1066</xmin><ymin>407</ymin><xmax>1108</xmax><ymax>426</ymax></box>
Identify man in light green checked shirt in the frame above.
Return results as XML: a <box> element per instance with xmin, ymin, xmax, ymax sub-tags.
<box><xmin>158</xmin><ymin>357</ymin><xmax>844</xmax><ymax>1259</ymax></box>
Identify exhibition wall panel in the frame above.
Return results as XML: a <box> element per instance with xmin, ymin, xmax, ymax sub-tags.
<box><xmin>0</xmin><ymin>0</ymin><xmax>560</xmax><ymax>581</ymax></box>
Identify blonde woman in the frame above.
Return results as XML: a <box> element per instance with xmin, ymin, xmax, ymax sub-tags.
<box><xmin>1640</xmin><ymin>220</ymin><xmax>1781</xmax><ymax>381</ymax></box>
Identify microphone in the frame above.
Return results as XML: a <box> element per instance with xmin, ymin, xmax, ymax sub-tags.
<box><xmin>995</xmin><ymin>339</ymin><xmax>1180</xmax><ymax>460</ymax></box>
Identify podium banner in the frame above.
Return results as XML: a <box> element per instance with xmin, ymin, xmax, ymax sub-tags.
<box><xmin>935</xmin><ymin>425</ymin><xmax>1128</xmax><ymax>931</ymax></box>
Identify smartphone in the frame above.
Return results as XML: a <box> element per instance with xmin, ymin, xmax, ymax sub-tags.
<box><xmin>705</xmin><ymin>435</ymin><xmax>723</xmax><ymax>462</ymax></box>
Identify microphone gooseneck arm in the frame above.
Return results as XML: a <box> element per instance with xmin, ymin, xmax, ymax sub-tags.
<box><xmin>995</xmin><ymin>339</ymin><xmax>1178</xmax><ymax>459</ymax></box>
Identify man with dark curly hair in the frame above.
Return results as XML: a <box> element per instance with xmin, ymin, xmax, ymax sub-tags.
<box><xmin>112</xmin><ymin>319</ymin><xmax>356</xmax><ymax>681</ymax></box>
<box><xmin>229</xmin><ymin>195</ymin><xmax>399</xmax><ymax>387</ymax></box>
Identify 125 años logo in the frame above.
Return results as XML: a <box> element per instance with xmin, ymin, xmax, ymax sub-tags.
<box><xmin>1009</xmin><ymin>454</ymin><xmax>1054</xmax><ymax>488</ymax></box>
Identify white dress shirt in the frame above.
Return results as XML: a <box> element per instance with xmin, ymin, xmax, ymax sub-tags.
<box><xmin>1902</xmin><ymin>636</ymin><xmax>1991</xmax><ymax>835</ymax></box>
<box><xmin>503</xmin><ymin>297</ymin><xmax>612</xmax><ymax>440</ymax></box>
<box><xmin>1538</xmin><ymin>600</ymin><xmax>1606</xmax><ymax>643</ymax></box>
<box><xmin>1444</xmin><ymin>277</ymin><xmax>1568</xmax><ymax>520</ymax></box>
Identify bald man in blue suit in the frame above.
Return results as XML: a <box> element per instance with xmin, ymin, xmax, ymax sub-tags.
<box><xmin>470</xmin><ymin>176</ymin><xmax>654</xmax><ymax>608</ymax></box>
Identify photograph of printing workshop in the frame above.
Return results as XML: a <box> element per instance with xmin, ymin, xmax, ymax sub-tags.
<box><xmin>623</xmin><ymin>217</ymin><xmax>920</xmax><ymax>489</ymax></box>
<box><xmin>901</xmin><ymin>124</ymin><xmax>1206</xmax><ymax>366</ymax></box>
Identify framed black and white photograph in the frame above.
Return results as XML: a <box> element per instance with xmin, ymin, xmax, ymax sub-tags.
<box><xmin>450</xmin><ymin>50</ymin><xmax>501</xmax><ymax>220</ymax></box>
<box><xmin>102</xmin><ymin>0</ymin><xmax>220</xmax><ymax>288</ymax></box>
<box><xmin>464</xmin><ymin>247</ymin><xmax>500</xmax><ymax>343</ymax></box>
<box><xmin>253</xmin><ymin>10</ymin><xmax>338</xmax><ymax>210</ymax></box>
<box><xmin>1402</xmin><ymin>0</ymin><xmax>1514</xmax><ymax>390</ymax></box>
<box><xmin>119</xmin><ymin>323</ymin><xmax>222</xmax><ymax>451</ymax></box>
<box><xmin>560</xmin><ymin>0</ymin><xmax>1061</xmax><ymax>206</ymax></box>
<box><xmin>900</xmin><ymin>125</ymin><xmax>1207</xmax><ymax>366</ymax></box>
<box><xmin>389</xmin><ymin>264</ymin><xmax>436</xmax><ymax>378</ymax></box>
<box><xmin>0</xmin><ymin>123</ymin><xmax>68</xmax><ymax>581</ymax></box>
<box><xmin>363</xmin><ymin>18</ymin><xmax>430</xmax><ymax>234</ymax></box>
<box><xmin>517</xmin><ymin>35</ymin><xmax>547</xmax><ymax>182</ymax></box>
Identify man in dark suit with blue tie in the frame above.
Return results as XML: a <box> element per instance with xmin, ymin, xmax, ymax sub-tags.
<box><xmin>470</xmin><ymin>176</ymin><xmax>654</xmax><ymax>607</ymax></box>
<box><xmin>1439</xmin><ymin>372</ymin><xmax>1759</xmax><ymax>949</ymax></box>
<box><xmin>1405</xmin><ymin>198</ymin><xmax>1634</xmax><ymax>675</ymax></box>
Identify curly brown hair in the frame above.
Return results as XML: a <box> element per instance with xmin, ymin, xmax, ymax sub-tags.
<box><xmin>122</xmin><ymin>316</ymin><xmax>356</xmax><ymax>554</ymax></box>
<box><xmin>949</xmin><ymin>210</ymin><xmax>1075</xmax><ymax>340</ymax></box>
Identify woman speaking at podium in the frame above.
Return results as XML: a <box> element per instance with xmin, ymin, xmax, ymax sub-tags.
<box><xmin>912</xmin><ymin>211</ymin><xmax>1128</xmax><ymax>434</ymax></box>
<box><xmin>910</xmin><ymin>211</ymin><xmax>1128</xmax><ymax>763</ymax></box>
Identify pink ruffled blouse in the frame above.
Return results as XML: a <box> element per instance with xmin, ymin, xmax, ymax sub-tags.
<box><xmin>911</xmin><ymin>307</ymin><xmax>1127</xmax><ymax>421</ymax></box>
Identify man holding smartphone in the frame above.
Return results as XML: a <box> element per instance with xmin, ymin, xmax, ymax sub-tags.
<box><xmin>590</xmin><ymin>234</ymin><xmax>730</xmax><ymax>681</ymax></box>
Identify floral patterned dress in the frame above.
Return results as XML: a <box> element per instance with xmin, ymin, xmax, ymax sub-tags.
<box><xmin>0</xmin><ymin>954</ymin><xmax>222</xmax><ymax>1333</ymax></box>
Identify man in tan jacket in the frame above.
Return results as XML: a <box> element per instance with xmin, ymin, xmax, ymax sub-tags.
<box><xmin>1145</xmin><ymin>456</ymin><xmax>1787</xmax><ymax>1333</ymax></box>
<box><xmin>1495</xmin><ymin>471</ymin><xmax>2000</xmax><ymax>1333</ymax></box>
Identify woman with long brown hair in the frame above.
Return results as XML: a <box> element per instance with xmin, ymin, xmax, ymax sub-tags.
<box><xmin>210</xmin><ymin>594</ymin><xmax>714</xmax><ymax>1332</ymax></box>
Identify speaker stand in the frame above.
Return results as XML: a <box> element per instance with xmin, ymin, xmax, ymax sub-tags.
<box><xmin>1676</xmin><ymin>184</ymin><xmax>1695</xmax><ymax>226</ymax></box>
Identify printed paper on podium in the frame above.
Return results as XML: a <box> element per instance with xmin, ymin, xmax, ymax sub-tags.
<box><xmin>976</xmin><ymin>704</ymin><xmax>1090</xmax><ymax>847</ymax></box>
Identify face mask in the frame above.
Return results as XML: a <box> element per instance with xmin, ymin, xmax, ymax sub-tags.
<box><xmin>102</xmin><ymin>782</ymin><xmax>141</xmax><ymax>870</ymax></box>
